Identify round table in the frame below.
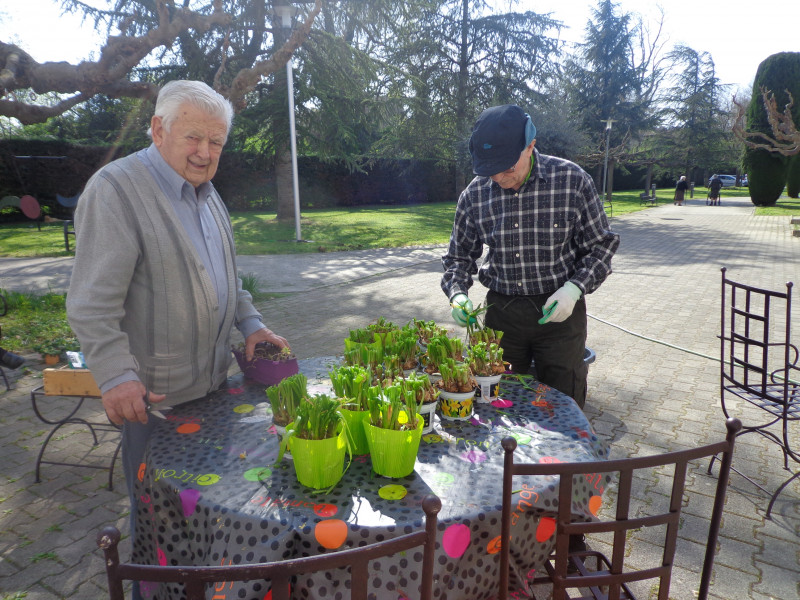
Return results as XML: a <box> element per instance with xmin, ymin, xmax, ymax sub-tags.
<box><xmin>133</xmin><ymin>371</ymin><xmax>609</xmax><ymax>600</ymax></box>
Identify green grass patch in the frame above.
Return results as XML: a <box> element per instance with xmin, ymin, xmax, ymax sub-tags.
<box><xmin>229</xmin><ymin>203</ymin><xmax>459</xmax><ymax>254</ymax></box>
<box><xmin>4</xmin><ymin>191</ymin><xmax>770</xmax><ymax>259</ymax></box>
<box><xmin>0</xmin><ymin>289</ymin><xmax>78</xmax><ymax>354</ymax></box>
<box><xmin>0</xmin><ymin>221</ymin><xmax>74</xmax><ymax>258</ymax></box>
<box><xmin>754</xmin><ymin>195</ymin><xmax>800</xmax><ymax>216</ymax></box>
<box><xmin>30</xmin><ymin>551</ymin><xmax>59</xmax><ymax>563</ymax></box>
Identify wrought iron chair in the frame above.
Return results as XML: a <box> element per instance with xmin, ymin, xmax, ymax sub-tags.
<box><xmin>97</xmin><ymin>494</ymin><xmax>441</xmax><ymax>600</ymax></box>
<box><xmin>500</xmin><ymin>418</ymin><xmax>741</xmax><ymax>600</ymax></box>
<box><xmin>708</xmin><ymin>267</ymin><xmax>800</xmax><ymax>518</ymax></box>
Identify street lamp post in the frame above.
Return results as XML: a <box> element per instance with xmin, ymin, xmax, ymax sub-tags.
<box><xmin>601</xmin><ymin>118</ymin><xmax>615</xmax><ymax>205</ymax></box>
<box><xmin>275</xmin><ymin>4</ymin><xmax>303</xmax><ymax>242</ymax></box>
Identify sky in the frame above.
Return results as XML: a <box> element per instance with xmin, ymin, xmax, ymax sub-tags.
<box><xmin>2</xmin><ymin>0</ymin><xmax>799</xmax><ymax>98</ymax></box>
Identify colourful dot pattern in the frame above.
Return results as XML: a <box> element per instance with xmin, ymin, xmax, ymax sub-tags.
<box><xmin>133</xmin><ymin>375</ymin><xmax>609</xmax><ymax>600</ymax></box>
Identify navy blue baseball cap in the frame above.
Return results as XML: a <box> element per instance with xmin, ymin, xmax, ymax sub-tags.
<box><xmin>469</xmin><ymin>105</ymin><xmax>537</xmax><ymax>176</ymax></box>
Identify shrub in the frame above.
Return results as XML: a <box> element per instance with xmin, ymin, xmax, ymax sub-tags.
<box><xmin>787</xmin><ymin>155</ymin><xmax>800</xmax><ymax>199</ymax></box>
<box><xmin>744</xmin><ymin>149</ymin><xmax>787</xmax><ymax>206</ymax></box>
<box><xmin>743</xmin><ymin>52</ymin><xmax>800</xmax><ymax>206</ymax></box>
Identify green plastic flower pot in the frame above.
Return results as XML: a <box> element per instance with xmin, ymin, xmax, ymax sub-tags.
<box><xmin>340</xmin><ymin>408</ymin><xmax>370</xmax><ymax>455</ymax></box>
<box><xmin>290</xmin><ymin>428</ymin><xmax>347</xmax><ymax>490</ymax></box>
<box><xmin>363</xmin><ymin>415</ymin><xmax>424</xmax><ymax>478</ymax></box>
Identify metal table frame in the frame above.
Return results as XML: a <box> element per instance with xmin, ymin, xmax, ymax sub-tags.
<box><xmin>30</xmin><ymin>385</ymin><xmax>121</xmax><ymax>490</ymax></box>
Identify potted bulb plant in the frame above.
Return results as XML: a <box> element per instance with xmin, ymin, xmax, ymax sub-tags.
<box><xmin>362</xmin><ymin>381</ymin><xmax>424</xmax><ymax>478</ymax></box>
<box><xmin>385</xmin><ymin>328</ymin><xmax>420</xmax><ymax>375</ymax></box>
<box><xmin>463</xmin><ymin>302</ymin><xmax>504</xmax><ymax>347</ymax></box>
<box><xmin>467</xmin><ymin>342</ymin><xmax>507</xmax><ymax>403</ymax></box>
<box><xmin>265</xmin><ymin>372</ymin><xmax>308</xmax><ymax>435</ymax></box>
<box><xmin>435</xmin><ymin>358</ymin><xmax>477</xmax><ymax>420</ymax></box>
<box><xmin>404</xmin><ymin>371</ymin><xmax>440</xmax><ymax>434</ymax></box>
<box><xmin>343</xmin><ymin>340</ymin><xmax>384</xmax><ymax>370</ymax></box>
<box><xmin>412</xmin><ymin>319</ymin><xmax>449</xmax><ymax>349</ymax></box>
<box><xmin>277</xmin><ymin>394</ymin><xmax>350</xmax><ymax>492</ymax></box>
<box><xmin>232</xmin><ymin>341</ymin><xmax>299</xmax><ymax>386</ymax></box>
<box><xmin>329</xmin><ymin>364</ymin><xmax>379</xmax><ymax>455</ymax></box>
<box><xmin>422</xmin><ymin>334</ymin><xmax>465</xmax><ymax>381</ymax></box>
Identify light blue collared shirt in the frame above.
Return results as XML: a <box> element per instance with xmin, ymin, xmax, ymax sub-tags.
<box><xmin>138</xmin><ymin>144</ymin><xmax>229</xmax><ymax>325</ymax></box>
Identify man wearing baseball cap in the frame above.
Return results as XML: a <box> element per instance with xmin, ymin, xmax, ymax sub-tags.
<box><xmin>441</xmin><ymin>104</ymin><xmax>619</xmax><ymax>408</ymax></box>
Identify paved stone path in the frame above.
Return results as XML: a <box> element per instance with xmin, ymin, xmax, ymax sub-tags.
<box><xmin>1</xmin><ymin>194</ymin><xmax>798</xmax><ymax>599</ymax></box>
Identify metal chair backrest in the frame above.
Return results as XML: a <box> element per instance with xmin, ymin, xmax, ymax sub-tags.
<box><xmin>720</xmin><ymin>266</ymin><xmax>797</xmax><ymax>405</ymax></box>
<box><xmin>499</xmin><ymin>418</ymin><xmax>741</xmax><ymax>600</ymax></box>
<box><xmin>716</xmin><ymin>267</ymin><xmax>799</xmax><ymax>517</ymax></box>
<box><xmin>98</xmin><ymin>494</ymin><xmax>441</xmax><ymax>600</ymax></box>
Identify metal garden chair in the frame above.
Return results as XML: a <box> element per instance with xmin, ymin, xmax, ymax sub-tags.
<box><xmin>708</xmin><ymin>267</ymin><xmax>800</xmax><ymax>518</ymax></box>
<box><xmin>500</xmin><ymin>418</ymin><xmax>741</xmax><ymax>600</ymax></box>
<box><xmin>97</xmin><ymin>494</ymin><xmax>441</xmax><ymax>600</ymax></box>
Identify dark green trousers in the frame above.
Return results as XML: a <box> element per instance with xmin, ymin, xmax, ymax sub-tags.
<box><xmin>484</xmin><ymin>289</ymin><xmax>588</xmax><ymax>408</ymax></box>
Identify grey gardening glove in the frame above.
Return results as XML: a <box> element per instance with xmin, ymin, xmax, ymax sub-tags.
<box><xmin>450</xmin><ymin>293</ymin><xmax>476</xmax><ymax>328</ymax></box>
<box><xmin>539</xmin><ymin>282</ymin><xmax>582</xmax><ymax>324</ymax></box>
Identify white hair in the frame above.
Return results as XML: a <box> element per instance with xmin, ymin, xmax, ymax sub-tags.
<box><xmin>147</xmin><ymin>80</ymin><xmax>234</xmax><ymax>139</ymax></box>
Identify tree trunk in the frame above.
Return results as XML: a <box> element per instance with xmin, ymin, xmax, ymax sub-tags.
<box><xmin>644</xmin><ymin>163</ymin><xmax>653</xmax><ymax>193</ymax></box>
<box><xmin>593</xmin><ymin>164</ymin><xmax>603</xmax><ymax>192</ymax></box>
<box><xmin>274</xmin><ymin>0</ymin><xmax>295</xmax><ymax>223</ymax></box>
<box><xmin>453</xmin><ymin>0</ymin><xmax>470</xmax><ymax>197</ymax></box>
<box><xmin>606</xmin><ymin>159</ymin><xmax>616</xmax><ymax>200</ymax></box>
<box><xmin>275</xmin><ymin>147</ymin><xmax>295</xmax><ymax>222</ymax></box>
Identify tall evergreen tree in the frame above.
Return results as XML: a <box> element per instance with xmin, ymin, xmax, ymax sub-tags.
<box><xmin>660</xmin><ymin>45</ymin><xmax>728</xmax><ymax>184</ymax></box>
<box><xmin>374</xmin><ymin>0</ymin><xmax>563</xmax><ymax>191</ymax></box>
<box><xmin>564</xmin><ymin>2</ymin><xmax>653</xmax><ymax>141</ymax></box>
<box><xmin>562</xmin><ymin>0</ymin><xmax>659</xmax><ymax>192</ymax></box>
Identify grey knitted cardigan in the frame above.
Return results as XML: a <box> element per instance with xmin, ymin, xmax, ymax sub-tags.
<box><xmin>67</xmin><ymin>154</ymin><xmax>261</xmax><ymax>407</ymax></box>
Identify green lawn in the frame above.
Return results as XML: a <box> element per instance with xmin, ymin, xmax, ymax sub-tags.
<box><xmin>753</xmin><ymin>196</ymin><xmax>800</xmax><ymax>216</ymax></box>
<box><xmin>0</xmin><ymin>186</ymin><xmax>796</xmax><ymax>355</ymax></box>
<box><xmin>0</xmin><ymin>188</ymin><xmax>795</xmax><ymax>258</ymax></box>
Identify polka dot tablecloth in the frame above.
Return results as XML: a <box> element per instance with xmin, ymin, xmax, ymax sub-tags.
<box><xmin>133</xmin><ymin>374</ymin><xmax>609</xmax><ymax>600</ymax></box>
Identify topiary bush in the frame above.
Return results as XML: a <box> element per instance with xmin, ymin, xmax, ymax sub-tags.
<box><xmin>744</xmin><ymin>150</ymin><xmax>787</xmax><ymax>206</ymax></box>
<box><xmin>786</xmin><ymin>154</ymin><xmax>800</xmax><ymax>198</ymax></box>
<box><xmin>743</xmin><ymin>52</ymin><xmax>800</xmax><ymax>206</ymax></box>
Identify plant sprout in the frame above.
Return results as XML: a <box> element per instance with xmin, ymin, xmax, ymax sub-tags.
<box><xmin>265</xmin><ymin>372</ymin><xmax>307</xmax><ymax>426</ymax></box>
<box><xmin>329</xmin><ymin>365</ymin><xmax>374</xmax><ymax>411</ymax></box>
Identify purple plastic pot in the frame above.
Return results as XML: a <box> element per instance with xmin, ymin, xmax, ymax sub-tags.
<box><xmin>231</xmin><ymin>348</ymin><xmax>299</xmax><ymax>386</ymax></box>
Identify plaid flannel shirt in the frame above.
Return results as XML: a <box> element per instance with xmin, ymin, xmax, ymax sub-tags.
<box><xmin>441</xmin><ymin>148</ymin><xmax>619</xmax><ymax>299</ymax></box>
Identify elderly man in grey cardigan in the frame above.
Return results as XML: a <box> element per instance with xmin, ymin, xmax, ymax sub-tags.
<box><xmin>67</xmin><ymin>81</ymin><xmax>288</xmax><ymax>581</ymax></box>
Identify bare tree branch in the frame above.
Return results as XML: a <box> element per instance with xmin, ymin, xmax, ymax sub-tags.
<box><xmin>223</xmin><ymin>0</ymin><xmax>324</xmax><ymax>111</ymax></box>
<box><xmin>0</xmin><ymin>0</ymin><xmax>323</xmax><ymax>123</ymax></box>
<box><xmin>733</xmin><ymin>87</ymin><xmax>800</xmax><ymax>156</ymax></box>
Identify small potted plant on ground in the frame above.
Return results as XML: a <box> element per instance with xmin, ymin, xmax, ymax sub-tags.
<box><xmin>232</xmin><ymin>341</ymin><xmax>299</xmax><ymax>386</ymax></box>
<box><xmin>329</xmin><ymin>364</ymin><xmax>379</xmax><ymax>455</ymax></box>
<box><xmin>363</xmin><ymin>382</ymin><xmax>424</xmax><ymax>478</ymax></box>
<box><xmin>435</xmin><ymin>358</ymin><xmax>476</xmax><ymax>420</ymax></box>
<box><xmin>277</xmin><ymin>394</ymin><xmax>350</xmax><ymax>492</ymax></box>
<box><xmin>33</xmin><ymin>336</ymin><xmax>77</xmax><ymax>365</ymax></box>
<box><xmin>467</xmin><ymin>342</ymin><xmax>507</xmax><ymax>403</ymax></box>
<box><xmin>265</xmin><ymin>372</ymin><xmax>308</xmax><ymax>435</ymax></box>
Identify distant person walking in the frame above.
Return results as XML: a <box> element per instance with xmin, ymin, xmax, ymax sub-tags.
<box><xmin>708</xmin><ymin>175</ymin><xmax>723</xmax><ymax>206</ymax></box>
<box><xmin>673</xmin><ymin>175</ymin><xmax>688</xmax><ymax>206</ymax></box>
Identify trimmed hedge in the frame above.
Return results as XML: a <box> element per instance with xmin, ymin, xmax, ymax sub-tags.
<box><xmin>744</xmin><ymin>52</ymin><xmax>800</xmax><ymax>206</ymax></box>
<box><xmin>787</xmin><ymin>154</ymin><xmax>800</xmax><ymax>199</ymax></box>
